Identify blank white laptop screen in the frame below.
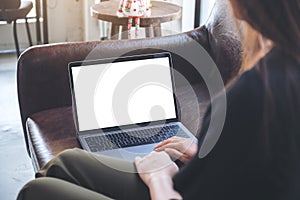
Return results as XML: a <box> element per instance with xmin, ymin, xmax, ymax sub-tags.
<box><xmin>71</xmin><ymin>57</ymin><xmax>177</xmax><ymax>132</ymax></box>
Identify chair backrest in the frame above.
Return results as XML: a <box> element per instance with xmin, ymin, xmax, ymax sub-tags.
<box><xmin>0</xmin><ymin>0</ymin><xmax>21</xmax><ymax>10</ymax></box>
<box><xmin>0</xmin><ymin>0</ymin><xmax>21</xmax><ymax>21</ymax></box>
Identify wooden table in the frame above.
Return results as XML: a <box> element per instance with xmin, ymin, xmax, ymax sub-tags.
<box><xmin>91</xmin><ymin>0</ymin><xmax>182</xmax><ymax>39</ymax></box>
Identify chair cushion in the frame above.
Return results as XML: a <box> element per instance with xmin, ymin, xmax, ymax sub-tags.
<box><xmin>26</xmin><ymin>83</ymin><xmax>209</xmax><ymax>170</ymax></box>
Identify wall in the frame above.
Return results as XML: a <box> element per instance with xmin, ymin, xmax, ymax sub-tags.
<box><xmin>201</xmin><ymin>0</ymin><xmax>216</xmax><ymax>25</ymax></box>
<box><xmin>83</xmin><ymin>0</ymin><xmax>100</xmax><ymax>41</ymax></box>
<box><xmin>47</xmin><ymin>0</ymin><xmax>84</xmax><ymax>43</ymax></box>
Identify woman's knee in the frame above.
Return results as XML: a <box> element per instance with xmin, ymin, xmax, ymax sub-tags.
<box><xmin>17</xmin><ymin>178</ymin><xmax>54</xmax><ymax>200</ymax></box>
<box><xmin>36</xmin><ymin>148</ymin><xmax>85</xmax><ymax>178</ymax></box>
<box><xmin>57</xmin><ymin>148</ymin><xmax>84</xmax><ymax>160</ymax></box>
<box><xmin>58</xmin><ymin>148</ymin><xmax>85</xmax><ymax>161</ymax></box>
<box><xmin>50</xmin><ymin>148</ymin><xmax>84</xmax><ymax>165</ymax></box>
<box><xmin>17</xmin><ymin>177</ymin><xmax>110</xmax><ymax>200</ymax></box>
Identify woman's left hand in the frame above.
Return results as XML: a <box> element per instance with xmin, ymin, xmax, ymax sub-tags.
<box><xmin>155</xmin><ymin>136</ymin><xmax>198</xmax><ymax>164</ymax></box>
<box><xmin>135</xmin><ymin>151</ymin><xmax>179</xmax><ymax>187</ymax></box>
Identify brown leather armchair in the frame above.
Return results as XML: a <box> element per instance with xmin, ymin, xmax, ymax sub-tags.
<box><xmin>17</xmin><ymin>0</ymin><xmax>242</xmax><ymax>171</ymax></box>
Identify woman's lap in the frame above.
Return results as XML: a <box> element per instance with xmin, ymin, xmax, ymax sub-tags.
<box><xmin>30</xmin><ymin>148</ymin><xmax>149</xmax><ymax>200</ymax></box>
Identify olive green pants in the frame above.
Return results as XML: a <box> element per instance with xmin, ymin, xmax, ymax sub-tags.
<box><xmin>17</xmin><ymin>148</ymin><xmax>150</xmax><ymax>200</ymax></box>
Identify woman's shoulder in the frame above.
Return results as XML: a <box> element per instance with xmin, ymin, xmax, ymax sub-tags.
<box><xmin>255</xmin><ymin>46</ymin><xmax>300</xmax><ymax>74</ymax></box>
<box><xmin>227</xmin><ymin>64</ymin><xmax>262</xmax><ymax>99</ymax></box>
<box><xmin>233</xmin><ymin>46</ymin><xmax>300</xmax><ymax>92</ymax></box>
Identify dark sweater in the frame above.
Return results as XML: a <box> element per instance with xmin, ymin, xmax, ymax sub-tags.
<box><xmin>173</xmin><ymin>47</ymin><xmax>300</xmax><ymax>200</ymax></box>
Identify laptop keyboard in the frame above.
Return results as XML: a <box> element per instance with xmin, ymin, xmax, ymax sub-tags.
<box><xmin>84</xmin><ymin>124</ymin><xmax>188</xmax><ymax>152</ymax></box>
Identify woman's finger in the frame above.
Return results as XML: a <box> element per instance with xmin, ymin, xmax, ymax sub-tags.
<box><xmin>154</xmin><ymin>137</ymin><xmax>184</xmax><ymax>149</ymax></box>
<box><xmin>164</xmin><ymin>148</ymin><xmax>189</xmax><ymax>163</ymax></box>
<box><xmin>164</xmin><ymin>148</ymin><xmax>183</xmax><ymax>160</ymax></box>
<box><xmin>154</xmin><ymin>137</ymin><xmax>175</xmax><ymax>149</ymax></box>
<box><xmin>155</xmin><ymin>140</ymin><xmax>188</xmax><ymax>152</ymax></box>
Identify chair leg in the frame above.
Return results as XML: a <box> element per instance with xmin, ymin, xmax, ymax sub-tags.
<box><xmin>13</xmin><ymin>20</ymin><xmax>20</xmax><ymax>57</ymax></box>
<box><xmin>25</xmin><ymin>18</ymin><xmax>33</xmax><ymax>46</ymax></box>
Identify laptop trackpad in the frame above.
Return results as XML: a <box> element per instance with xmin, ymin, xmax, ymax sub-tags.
<box><xmin>96</xmin><ymin>143</ymin><xmax>158</xmax><ymax>162</ymax></box>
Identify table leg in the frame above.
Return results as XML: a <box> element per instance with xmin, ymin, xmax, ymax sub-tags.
<box><xmin>145</xmin><ymin>25</ymin><xmax>154</xmax><ymax>38</ymax></box>
<box><xmin>121</xmin><ymin>25</ymin><xmax>129</xmax><ymax>40</ymax></box>
<box><xmin>111</xmin><ymin>24</ymin><xmax>120</xmax><ymax>40</ymax></box>
<box><xmin>153</xmin><ymin>23</ymin><xmax>161</xmax><ymax>37</ymax></box>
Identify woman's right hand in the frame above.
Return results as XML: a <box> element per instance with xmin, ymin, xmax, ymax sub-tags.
<box><xmin>154</xmin><ymin>136</ymin><xmax>198</xmax><ymax>164</ymax></box>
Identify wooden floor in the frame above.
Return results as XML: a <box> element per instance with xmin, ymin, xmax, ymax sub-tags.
<box><xmin>0</xmin><ymin>53</ymin><xmax>34</xmax><ymax>200</ymax></box>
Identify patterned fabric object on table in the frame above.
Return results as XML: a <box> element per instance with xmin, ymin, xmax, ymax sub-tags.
<box><xmin>117</xmin><ymin>0</ymin><xmax>151</xmax><ymax>38</ymax></box>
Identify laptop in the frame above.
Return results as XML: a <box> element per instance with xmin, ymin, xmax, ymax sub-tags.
<box><xmin>68</xmin><ymin>52</ymin><xmax>197</xmax><ymax>161</ymax></box>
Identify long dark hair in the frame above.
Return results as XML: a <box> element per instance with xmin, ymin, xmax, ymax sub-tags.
<box><xmin>230</xmin><ymin>0</ymin><xmax>300</xmax><ymax>62</ymax></box>
<box><xmin>230</xmin><ymin>0</ymin><xmax>300</xmax><ymax>163</ymax></box>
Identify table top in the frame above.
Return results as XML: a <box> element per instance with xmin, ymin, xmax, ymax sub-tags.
<box><xmin>91</xmin><ymin>0</ymin><xmax>182</xmax><ymax>26</ymax></box>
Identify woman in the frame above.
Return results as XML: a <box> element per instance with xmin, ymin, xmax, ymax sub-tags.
<box><xmin>17</xmin><ymin>0</ymin><xmax>300</xmax><ymax>199</ymax></box>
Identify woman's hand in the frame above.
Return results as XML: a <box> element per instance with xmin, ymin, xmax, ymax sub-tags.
<box><xmin>135</xmin><ymin>151</ymin><xmax>178</xmax><ymax>186</ymax></box>
<box><xmin>135</xmin><ymin>151</ymin><xmax>182</xmax><ymax>200</ymax></box>
<box><xmin>154</xmin><ymin>136</ymin><xmax>198</xmax><ymax>164</ymax></box>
